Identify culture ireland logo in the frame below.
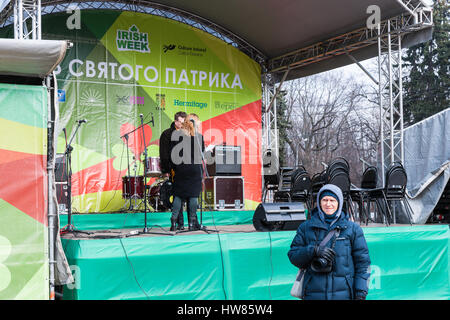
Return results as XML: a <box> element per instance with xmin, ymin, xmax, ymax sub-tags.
<box><xmin>116</xmin><ymin>25</ymin><xmax>150</xmax><ymax>53</ymax></box>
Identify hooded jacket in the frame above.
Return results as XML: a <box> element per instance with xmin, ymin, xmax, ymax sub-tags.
<box><xmin>288</xmin><ymin>184</ymin><xmax>371</xmax><ymax>300</ymax></box>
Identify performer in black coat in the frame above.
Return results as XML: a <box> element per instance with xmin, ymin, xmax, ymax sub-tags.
<box><xmin>159</xmin><ymin>111</ymin><xmax>187</xmax><ymax>229</ymax></box>
<box><xmin>169</xmin><ymin>116</ymin><xmax>205</xmax><ymax>231</ymax></box>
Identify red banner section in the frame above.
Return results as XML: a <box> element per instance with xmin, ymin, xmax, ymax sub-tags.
<box><xmin>0</xmin><ymin>149</ymin><xmax>47</xmax><ymax>225</ymax></box>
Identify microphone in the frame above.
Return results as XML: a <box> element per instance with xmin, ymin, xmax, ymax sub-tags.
<box><xmin>190</xmin><ymin>119</ymin><xmax>195</xmax><ymax>125</ymax></box>
<box><xmin>78</xmin><ymin>119</ymin><xmax>87</xmax><ymax>124</ymax></box>
<box><xmin>149</xmin><ymin>113</ymin><xmax>155</xmax><ymax>127</ymax></box>
<box><xmin>139</xmin><ymin>114</ymin><xmax>143</xmax><ymax>118</ymax></box>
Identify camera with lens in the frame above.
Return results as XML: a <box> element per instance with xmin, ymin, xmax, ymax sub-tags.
<box><xmin>311</xmin><ymin>256</ymin><xmax>333</xmax><ymax>273</ymax></box>
<box><xmin>311</xmin><ymin>246</ymin><xmax>335</xmax><ymax>273</ymax></box>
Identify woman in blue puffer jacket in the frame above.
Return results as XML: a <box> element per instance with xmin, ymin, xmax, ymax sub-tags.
<box><xmin>288</xmin><ymin>184</ymin><xmax>371</xmax><ymax>300</ymax></box>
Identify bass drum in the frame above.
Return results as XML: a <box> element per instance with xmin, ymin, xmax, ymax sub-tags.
<box><xmin>159</xmin><ymin>180</ymin><xmax>174</xmax><ymax>210</ymax></box>
<box><xmin>122</xmin><ymin>175</ymin><xmax>145</xmax><ymax>199</ymax></box>
<box><xmin>148</xmin><ymin>180</ymin><xmax>173</xmax><ymax>211</ymax></box>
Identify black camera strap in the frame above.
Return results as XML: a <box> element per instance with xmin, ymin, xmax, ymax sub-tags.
<box><xmin>318</xmin><ymin>228</ymin><xmax>340</xmax><ymax>247</ymax></box>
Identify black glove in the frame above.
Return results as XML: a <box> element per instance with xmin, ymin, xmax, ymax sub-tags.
<box><xmin>314</xmin><ymin>246</ymin><xmax>335</xmax><ymax>262</ymax></box>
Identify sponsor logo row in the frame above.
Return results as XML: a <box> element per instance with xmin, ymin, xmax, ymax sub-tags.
<box><xmin>58</xmin><ymin>89</ymin><xmax>239</xmax><ymax>111</ymax></box>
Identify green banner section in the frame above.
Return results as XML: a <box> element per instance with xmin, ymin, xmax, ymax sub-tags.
<box><xmin>0</xmin><ymin>83</ymin><xmax>49</xmax><ymax>300</ymax></box>
<box><xmin>60</xmin><ymin>211</ymin><xmax>254</xmax><ymax>231</ymax></box>
<box><xmin>61</xmin><ymin>217</ymin><xmax>450</xmax><ymax>300</ymax></box>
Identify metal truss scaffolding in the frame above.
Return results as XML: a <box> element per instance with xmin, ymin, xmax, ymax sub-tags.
<box><xmin>378</xmin><ymin>20</ymin><xmax>404</xmax><ymax>186</ymax></box>
<box><xmin>2</xmin><ymin>0</ymin><xmax>266</xmax><ymax>63</ymax></box>
<box><xmin>376</xmin><ymin>4</ymin><xmax>433</xmax><ymax>185</ymax></box>
<box><xmin>13</xmin><ymin>0</ymin><xmax>41</xmax><ymax>39</ymax></box>
<box><xmin>266</xmin><ymin>2</ymin><xmax>432</xmax><ymax>187</ymax></box>
<box><xmin>261</xmin><ymin>71</ymin><xmax>279</xmax><ymax>202</ymax></box>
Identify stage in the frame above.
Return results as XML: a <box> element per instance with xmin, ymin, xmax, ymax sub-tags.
<box><xmin>59</xmin><ymin>211</ymin><xmax>450</xmax><ymax>300</ymax></box>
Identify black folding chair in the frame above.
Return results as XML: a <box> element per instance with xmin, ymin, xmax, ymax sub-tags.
<box><xmin>350</xmin><ymin>166</ymin><xmax>379</xmax><ymax>225</ymax></box>
<box><xmin>311</xmin><ymin>170</ymin><xmax>326</xmax><ymax>208</ymax></box>
<box><xmin>290</xmin><ymin>167</ymin><xmax>311</xmax><ymax>211</ymax></box>
<box><xmin>367</xmin><ymin>163</ymin><xmax>413</xmax><ymax>225</ymax></box>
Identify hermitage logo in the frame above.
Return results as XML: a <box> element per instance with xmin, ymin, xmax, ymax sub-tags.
<box><xmin>116</xmin><ymin>25</ymin><xmax>150</xmax><ymax>53</ymax></box>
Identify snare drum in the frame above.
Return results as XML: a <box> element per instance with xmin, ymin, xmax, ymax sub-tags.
<box><xmin>145</xmin><ymin>157</ymin><xmax>161</xmax><ymax>176</ymax></box>
<box><xmin>122</xmin><ymin>175</ymin><xmax>145</xmax><ymax>199</ymax></box>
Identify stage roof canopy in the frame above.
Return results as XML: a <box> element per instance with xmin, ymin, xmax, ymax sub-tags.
<box><xmin>0</xmin><ymin>38</ymin><xmax>68</xmax><ymax>78</ymax></box>
<box><xmin>0</xmin><ymin>0</ymin><xmax>434</xmax><ymax>81</ymax></box>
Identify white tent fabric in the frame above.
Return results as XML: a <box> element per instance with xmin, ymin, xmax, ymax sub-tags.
<box><xmin>404</xmin><ymin>108</ymin><xmax>450</xmax><ymax>224</ymax></box>
<box><xmin>0</xmin><ymin>38</ymin><xmax>68</xmax><ymax>78</ymax></box>
<box><xmin>0</xmin><ymin>0</ymin><xmax>9</xmax><ymax>13</ymax></box>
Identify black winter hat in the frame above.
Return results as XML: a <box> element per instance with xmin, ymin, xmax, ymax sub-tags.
<box><xmin>319</xmin><ymin>190</ymin><xmax>339</xmax><ymax>203</ymax></box>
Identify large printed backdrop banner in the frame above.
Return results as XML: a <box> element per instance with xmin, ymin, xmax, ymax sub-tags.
<box><xmin>0</xmin><ymin>83</ymin><xmax>49</xmax><ymax>299</ymax></box>
<box><xmin>43</xmin><ymin>10</ymin><xmax>262</xmax><ymax>213</ymax></box>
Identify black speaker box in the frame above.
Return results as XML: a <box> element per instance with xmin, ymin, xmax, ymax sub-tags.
<box><xmin>253</xmin><ymin>202</ymin><xmax>307</xmax><ymax>231</ymax></box>
<box><xmin>206</xmin><ymin>145</ymin><xmax>241</xmax><ymax>176</ymax></box>
<box><xmin>55</xmin><ymin>153</ymin><xmax>68</xmax><ymax>182</ymax></box>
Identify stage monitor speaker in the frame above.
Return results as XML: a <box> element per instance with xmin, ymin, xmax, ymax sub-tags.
<box><xmin>253</xmin><ymin>202</ymin><xmax>306</xmax><ymax>231</ymax></box>
<box><xmin>55</xmin><ymin>153</ymin><xmax>68</xmax><ymax>182</ymax></box>
<box><xmin>206</xmin><ymin>145</ymin><xmax>241</xmax><ymax>176</ymax></box>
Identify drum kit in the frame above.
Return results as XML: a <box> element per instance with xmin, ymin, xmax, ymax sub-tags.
<box><xmin>121</xmin><ymin>156</ymin><xmax>173</xmax><ymax>211</ymax></box>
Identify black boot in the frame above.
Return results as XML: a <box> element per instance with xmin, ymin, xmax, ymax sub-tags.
<box><xmin>177</xmin><ymin>210</ymin><xmax>184</xmax><ymax>230</ymax></box>
<box><xmin>170</xmin><ymin>218</ymin><xmax>177</xmax><ymax>231</ymax></box>
<box><xmin>189</xmin><ymin>215</ymin><xmax>201</xmax><ymax>231</ymax></box>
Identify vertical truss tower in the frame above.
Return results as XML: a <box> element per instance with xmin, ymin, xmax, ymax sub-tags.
<box><xmin>13</xmin><ymin>0</ymin><xmax>41</xmax><ymax>39</ymax></box>
<box><xmin>377</xmin><ymin>2</ymin><xmax>433</xmax><ymax>185</ymax></box>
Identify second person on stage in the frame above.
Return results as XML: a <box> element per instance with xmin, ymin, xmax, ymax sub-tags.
<box><xmin>169</xmin><ymin>114</ymin><xmax>205</xmax><ymax>231</ymax></box>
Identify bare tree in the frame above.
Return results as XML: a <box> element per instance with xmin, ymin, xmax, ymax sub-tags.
<box><xmin>281</xmin><ymin>70</ymin><xmax>379</xmax><ymax>183</ymax></box>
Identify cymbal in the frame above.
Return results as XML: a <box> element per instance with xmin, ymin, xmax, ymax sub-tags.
<box><xmin>145</xmin><ymin>171</ymin><xmax>162</xmax><ymax>177</ymax></box>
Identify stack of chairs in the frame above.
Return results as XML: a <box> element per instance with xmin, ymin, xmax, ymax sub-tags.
<box><xmin>325</xmin><ymin>158</ymin><xmax>355</xmax><ymax>221</ymax></box>
<box><xmin>274</xmin><ymin>167</ymin><xmax>295</xmax><ymax>202</ymax></box>
<box><xmin>368</xmin><ymin>162</ymin><xmax>413</xmax><ymax>225</ymax></box>
<box><xmin>290</xmin><ymin>166</ymin><xmax>311</xmax><ymax>209</ymax></box>
<box><xmin>311</xmin><ymin>170</ymin><xmax>327</xmax><ymax>202</ymax></box>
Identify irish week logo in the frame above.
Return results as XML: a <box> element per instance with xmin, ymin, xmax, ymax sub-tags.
<box><xmin>116</xmin><ymin>25</ymin><xmax>150</xmax><ymax>53</ymax></box>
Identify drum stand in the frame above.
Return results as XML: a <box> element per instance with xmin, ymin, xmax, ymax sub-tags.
<box><xmin>120</xmin><ymin>124</ymin><xmax>154</xmax><ymax>213</ymax></box>
<box><xmin>130</xmin><ymin>161</ymin><xmax>145</xmax><ymax>211</ymax></box>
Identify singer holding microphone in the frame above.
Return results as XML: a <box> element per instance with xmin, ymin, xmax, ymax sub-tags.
<box><xmin>169</xmin><ymin>115</ymin><xmax>204</xmax><ymax>231</ymax></box>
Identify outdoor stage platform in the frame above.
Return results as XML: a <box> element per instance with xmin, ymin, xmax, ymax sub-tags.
<box><xmin>59</xmin><ymin>211</ymin><xmax>450</xmax><ymax>300</ymax></box>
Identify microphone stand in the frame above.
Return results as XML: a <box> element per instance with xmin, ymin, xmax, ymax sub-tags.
<box><xmin>119</xmin><ymin>119</ymin><xmax>154</xmax><ymax>212</ymax></box>
<box><xmin>198</xmin><ymin>136</ymin><xmax>218</xmax><ymax>234</ymax></box>
<box><xmin>136</xmin><ymin>115</ymin><xmax>169</xmax><ymax>235</ymax></box>
<box><xmin>123</xmin><ymin>134</ymin><xmax>133</xmax><ymax>211</ymax></box>
<box><xmin>140</xmin><ymin>114</ymin><xmax>150</xmax><ymax>232</ymax></box>
<box><xmin>61</xmin><ymin>121</ymin><xmax>90</xmax><ymax>234</ymax></box>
